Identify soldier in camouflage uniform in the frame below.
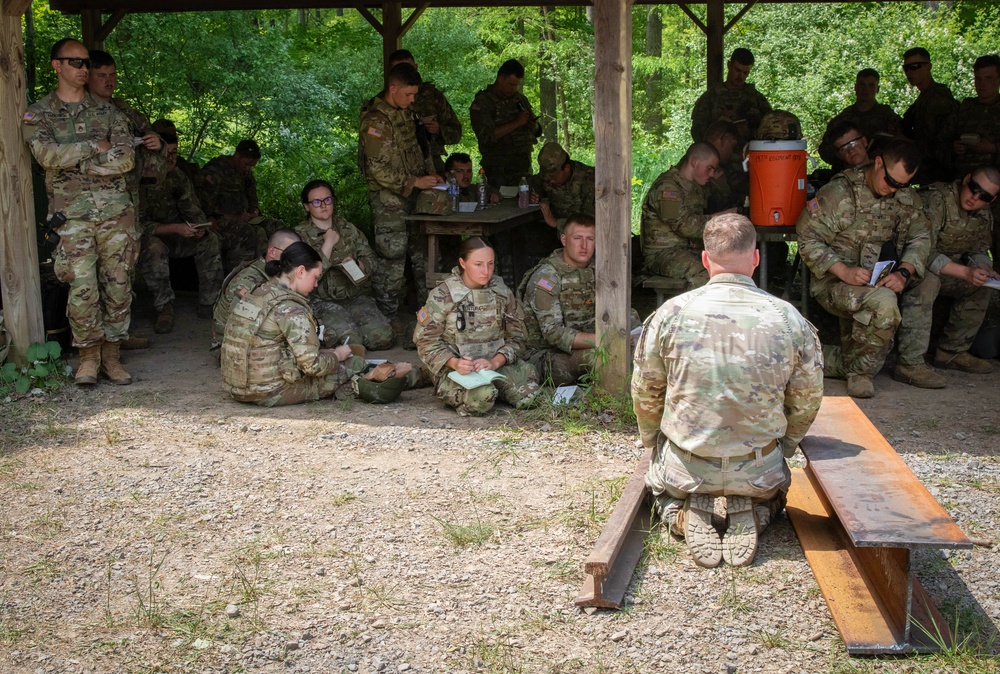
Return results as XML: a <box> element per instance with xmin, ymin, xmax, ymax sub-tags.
<box><xmin>897</xmin><ymin>168</ymin><xmax>1000</xmax><ymax>377</ymax></box>
<box><xmin>152</xmin><ymin>118</ymin><xmax>201</xmax><ymax>189</ymax></box>
<box><xmin>414</xmin><ymin>238</ymin><xmax>539</xmax><ymax>416</ymax></box>
<box><xmin>640</xmin><ymin>143</ymin><xmax>735</xmax><ymax>287</ymax></box>
<box><xmin>820</xmin><ymin>69</ymin><xmax>904</xmax><ymax>168</ymax></box>
<box><xmin>212</xmin><ymin>229</ymin><xmax>300</xmax><ymax>353</ymax></box>
<box><xmin>295</xmin><ymin>180</ymin><xmax>394</xmax><ymax>350</ymax></box>
<box><xmin>222</xmin><ymin>242</ymin><xmax>367</xmax><ymax>407</ymax></box>
<box><xmin>470</xmin><ymin>59</ymin><xmax>542</xmax><ymax>188</ymax></box>
<box><xmin>943</xmin><ymin>55</ymin><xmax>1000</xmax><ymax>182</ymax></box>
<box><xmin>690</xmin><ymin>48</ymin><xmax>772</xmax><ymax>144</ymax></box>
<box><xmin>901</xmin><ymin>48</ymin><xmax>958</xmax><ymax>184</ymax></box>
<box><xmin>201</xmin><ymin>140</ymin><xmax>284</xmax><ymax>271</ymax></box>
<box><xmin>23</xmin><ymin>38</ymin><xmax>137</xmax><ymax>386</ymax></box>
<box><xmin>702</xmin><ymin>121</ymin><xmax>743</xmax><ymax>213</ymax></box>
<box><xmin>634</xmin><ymin>213</ymin><xmax>823</xmax><ymax>567</ymax></box>
<box><xmin>360</xmin><ymin>63</ymin><xmax>442</xmax><ymax>319</ymax></box>
<box><xmin>529</xmin><ymin>142</ymin><xmax>596</xmax><ymax>227</ymax></box>
<box><xmin>797</xmin><ymin>141</ymin><xmax>931</xmax><ymax>398</ymax></box>
<box><xmin>139</xmin><ymin>136</ymin><xmax>224</xmax><ymax>333</ymax></box>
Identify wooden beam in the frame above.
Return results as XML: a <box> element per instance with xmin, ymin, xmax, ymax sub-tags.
<box><xmin>593</xmin><ymin>0</ymin><xmax>631</xmax><ymax>392</ymax></box>
<box><xmin>0</xmin><ymin>4</ymin><xmax>45</xmax><ymax>364</ymax></box>
<box><xmin>381</xmin><ymin>0</ymin><xmax>401</xmax><ymax>79</ymax></box>
<box><xmin>705</xmin><ymin>0</ymin><xmax>723</xmax><ymax>87</ymax></box>
<box><xmin>352</xmin><ymin>1</ymin><xmax>383</xmax><ymax>32</ymax></box>
<box><xmin>80</xmin><ymin>8</ymin><xmax>102</xmax><ymax>49</ymax></box>
<box><xmin>1</xmin><ymin>0</ymin><xmax>31</xmax><ymax>17</ymax></box>
<box><xmin>723</xmin><ymin>0</ymin><xmax>756</xmax><ymax>32</ymax></box>
<box><xmin>675</xmin><ymin>3</ymin><xmax>706</xmax><ymax>34</ymax></box>
<box><xmin>95</xmin><ymin>8</ymin><xmax>127</xmax><ymax>42</ymax></box>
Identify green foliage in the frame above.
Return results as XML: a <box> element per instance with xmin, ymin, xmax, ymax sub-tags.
<box><xmin>0</xmin><ymin>342</ymin><xmax>70</xmax><ymax>397</ymax></box>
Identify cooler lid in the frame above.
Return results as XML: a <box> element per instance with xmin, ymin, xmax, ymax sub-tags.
<box><xmin>748</xmin><ymin>140</ymin><xmax>807</xmax><ymax>151</ymax></box>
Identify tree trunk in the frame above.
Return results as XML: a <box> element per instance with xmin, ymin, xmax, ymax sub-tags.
<box><xmin>644</xmin><ymin>7</ymin><xmax>662</xmax><ymax>133</ymax></box>
<box><xmin>538</xmin><ymin>6</ymin><xmax>557</xmax><ymax>143</ymax></box>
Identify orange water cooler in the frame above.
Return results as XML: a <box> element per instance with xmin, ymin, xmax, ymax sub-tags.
<box><xmin>745</xmin><ymin>140</ymin><xmax>809</xmax><ymax>226</ymax></box>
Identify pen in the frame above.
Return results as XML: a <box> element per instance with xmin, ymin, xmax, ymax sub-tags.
<box><xmin>342</xmin><ymin>336</ymin><xmax>350</xmax><ymax>345</ymax></box>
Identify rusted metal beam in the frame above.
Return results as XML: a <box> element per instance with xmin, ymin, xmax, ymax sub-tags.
<box><xmin>575</xmin><ymin>448</ymin><xmax>651</xmax><ymax>609</ymax></box>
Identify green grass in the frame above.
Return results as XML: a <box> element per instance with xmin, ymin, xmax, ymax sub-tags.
<box><xmin>431</xmin><ymin>513</ymin><xmax>495</xmax><ymax>547</ymax></box>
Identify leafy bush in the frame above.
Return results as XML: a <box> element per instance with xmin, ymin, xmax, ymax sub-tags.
<box><xmin>0</xmin><ymin>342</ymin><xmax>71</xmax><ymax>396</ymax></box>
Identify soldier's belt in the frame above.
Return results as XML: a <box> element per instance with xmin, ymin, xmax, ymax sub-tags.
<box><xmin>679</xmin><ymin>438</ymin><xmax>779</xmax><ymax>465</ymax></box>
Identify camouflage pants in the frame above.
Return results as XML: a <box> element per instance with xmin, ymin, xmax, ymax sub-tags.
<box><xmin>815</xmin><ymin>282</ymin><xmax>900</xmax><ymax>377</ymax></box>
<box><xmin>368</xmin><ymin>189</ymin><xmax>427</xmax><ymax>316</ymax></box>
<box><xmin>139</xmin><ymin>231</ymin><xmax>224</xmax><ymax>311</ymax></box>
<box><xmin>525</xmin><ymin>347</ymin><xmax>593</xmax><ymax>386</ymax></box>
<box><xmin>646</xmin><ymin>434</ymin><xmax>790</xmax><ymax>524</ymax></box>
<box><xmin>434</xmin><ymin>360</ymin><xmax>539</xmax><ymax>415</ymax></box>
<box><xmin>53</xmin><ymin>209</ymin><xmax>138</xmax><ymax>348</ymax></box>
<box><xmin>311</xmin><ymin>295</ymin><xmax>395</xmax><ymax>351</ymax></box>
<box><xmin>644</xmin><ymin>248</ymin><xmax>709</xmax><ymax>288</ymax></box>
<box><xmin>897</xmin><ymin>272</ymin><xmax>991</xmax><ymax>364</ymax></box>
<box><xmin>240</xmin><ymin>355</ymin><xmax>367</xmax><ymax>407</ymax></box>
<box><xmin>217</xmin><ymin>218</ymin><xmax>265</xmax><ymax>272</ymax></box>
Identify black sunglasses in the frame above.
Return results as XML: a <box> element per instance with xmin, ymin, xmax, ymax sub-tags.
<box><xmin>55</xmin><ymin>57</ymin><xmax>91</xmax><ymax>69</ymax></box>
<box><xmin>902</xmin><ymin>62</ymin><xmax>929</xmax><ymax>73</ymax></box>
<box><xmin>968</xmin><ymin>178</ymin><xmax>997</xmax><ymax>203</ymax></box>
<box><xmin>882</xmin><ymin>162</ymin><xmax>910</xmax><ymax>190</ymax></box>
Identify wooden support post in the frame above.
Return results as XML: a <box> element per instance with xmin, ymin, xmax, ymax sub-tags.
<box><xmin>706</xmin><ymin>0</ymin><xmax>724</xmax><ymax>88</ymax></box>
<box><xmin>381</xmin><ymin>1</ymin><xmax>401</xmax><ymax>81</ymax></box>
<box><xmin>80</xmin><ymin>9</ymin><xmax>103</xmax><ymax>50</ymax></box>
<box><xmin>0</xmin><ymin>3</ymin><xmax>45</xmax><ymax>364</ymax></box>
<box><xmin>593</xmin><ymin>0</ymin><xmax>632</xmax><ymax>393</ymax></box>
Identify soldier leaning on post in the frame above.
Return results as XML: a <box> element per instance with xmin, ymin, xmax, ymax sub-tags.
<box><xmin>23</xmin><ymin>38</ymin><xmax>137</xmax><ymax>386</ymax></box>
<box><xmin>896</xmin><ymin>168</ymin><xmax>1000</xmax><ymax>379</ymax></box>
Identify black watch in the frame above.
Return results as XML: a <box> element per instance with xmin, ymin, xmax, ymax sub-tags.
<box><xmin>897</xmin><ymin>267</ymin><xmax>911</xmax><ymax>281</ymax></box>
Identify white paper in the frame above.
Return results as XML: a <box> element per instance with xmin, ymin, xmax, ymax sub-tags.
<box><xmin>870</xmin><ymin>261</ymin><xmax>895</xmax><ymax>286</ymax></box>
<box><xmin>432</xmin><ymin>183</ymin><xmax>449</xmax><ymax>191</ymax></box>
<box><xmin>339</xmin><ymin>258</ymin><xmax>367</xmax><ymax>284</ymax></box>
<box><xmin>984</xmin><ymin>278</ymin><xmax>1000</xmax><ymax>290</ymax></box>
<box><xmin>552</xmin><ymin>385</ymin><xmax>578</xmax><ymax>405</ymax></box>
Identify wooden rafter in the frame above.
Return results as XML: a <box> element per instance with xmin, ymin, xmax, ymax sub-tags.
<box><xmin>2</xmin><ymin>0</ymin><xmax>32</xmax><ymax>17</ymax></box>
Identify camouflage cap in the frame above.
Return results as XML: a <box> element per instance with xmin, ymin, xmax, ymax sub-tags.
<box><xmin>151</xmin><ymin>118</ymin><xmax>177</xmax><ymax>136</ymax></box>
<box><xmin>236</xmin><ymin>139</ymin><xmax>261</xmax><ymax>159</ymax></box>
<box><xmin>538</xmin><ymin>142</ymin><xmax>569</xmax><ymax>181</ymax></box>
<box><xmin>413</xmin><ymin>188</ymin><xmax>452</xmax><ymax>215</ymax></box>
<box><xmin>755</xmin><ymin>110</ymin><xmax>802</xmax><ymax>141</ymax></box>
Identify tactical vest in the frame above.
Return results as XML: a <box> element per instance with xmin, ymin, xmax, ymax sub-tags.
<box><xmin>835</xmin><ymin>166</ymin><xmax>916</xmax><ymax>270</ymax></box>
<box><xmin>440</xmin><ymin>274</ymin><xmax>509</xmax><ymax>360</ymax></box>
<box><xmin>221</xmin><ymin>282</ymin><xmax>312</xmax><ymax>391</ymax></box>
<box><xmin>518</xmin><ymin>252</ymin><xmax>595</xmax><ymax>349</ymax></box>
<box><xmin>923</xmin><ymin>182</ymin><xmax>992</xmax><ymax>259</ymax></box>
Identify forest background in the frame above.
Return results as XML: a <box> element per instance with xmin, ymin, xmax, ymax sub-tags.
<box><xmin>22</xmin><ymin>1</ymin><xmax>1000</xmax><ymax>234</ymax></box>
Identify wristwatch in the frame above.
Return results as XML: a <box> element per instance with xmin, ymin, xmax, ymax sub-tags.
<box><xmin>897</xmin><ymin>267</ymin><xmax>911</xmax><ymax>281</ymax></box>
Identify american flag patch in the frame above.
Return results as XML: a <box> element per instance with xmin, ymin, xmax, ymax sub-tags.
<box><xmin>417</xmin><ymin>307</ymin><xmax>428</xmax><ymax>323</ymax></box>
<box><xmin>536</xmin><ymin>278</ymin><xmax>555</xmax><ymax>292</ymax></box>
<box><xmin>367</xmin><ymin>127</ymin><xmax>382</xmax><ymax>138</ymax></box>
<box><xmin>808</xmin><ymin>198</ymin><xmax>819</xmax><ymax>212</ymax></box>
<box><xmin>22</xmin><ymin>111</ymin><xmax>36</xmax><ymax>123</ymax></box>
<box><xmin>662</xmin><ymin>190</ymin><xmax>678</xmax><ymax>200</ymax></box>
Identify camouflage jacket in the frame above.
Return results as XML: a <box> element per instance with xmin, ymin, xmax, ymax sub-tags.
<box><xmin>690</xmin><ymin>82</ymin><xmax>772</xmax><ymax>142</ymax></box>
<box><xmin>139</xmin><ymin>167</ymin><xmax>206</xmax><ymax>238</ymax></box>
<box><xmin>360</xmin><ymin>95</ymin><xmax>433</xmax><ymax>195</ymax></box>
<box><xmin>110</xmin><ymin>96</ymin><xmax>168</xmax><ymax>196</ymax></box>
<box><xmin>294</xmin><ymin>217</ymin><xmax>376</xmax><ymax>303</ymax></box>
<box><xmin>640</xmin><ymin>166</ymin><xmax>709</xmax><ymax>255</ymax></box>
<box><xmin>796</xmin><ymin>164</ymin><xmax>931</xmax><ymax>296</ymax></box>
<box><xmin>705</xmin><ymin>159</ymin><xmax>748</xmax><ymax>212</ymax></box>
<box><xmin>632</xmin><ymin>273</ymin><xmax>823</xmax><ymax>458</ymax></box>
<box><xmin>902</xmin><ymin>83</ymin><xmax>958</xmax><ymax>182</ymax></box>
<box><xmin>528</xmin><ymin>160</ymin><xmax>596</xmax><ymax>219</ymax></box>
<box><xmin>200</xmin><ymin>155</ymin><xmax>257</xmax><ymax>217</ymax></box>
<box><xmin>222</xmin><ymin>280</ymin><xmax>337</xmax><ymax>399</ymax></box>
<box><xmin>213</xmin><ymin>258</ymin><xmax>268</xmax><ymax>347</ymax></box>
<box><xmin>22</xmin><ymin>90</ymin><xmax>135</xmax><ymax>220</ymax></box>
<box><xmin>414</xmin><ymin>269</ymin><xmax>526</xmax><ymax>380</ymax></box>
<box><xmin>921</xmin><ymin>181</ymin><xmax>993</xmax><ymax>275</ymax></box>
<box><xmin>819</xmin><ymin>102</ymin><xmax>904</xmax><ymax>167</ymax></box>
<box><xmin>944</xmin><ymin>96</ymin><xmax>1000</xmax><ymax>179</ymax></box>
<box><xmin>518</xmin><ymin>249</ymin><xmax>595</xmax><ymax>353</ymax></box>
<box><xmin>470</xmin><ymin>88</ymin><xmax>539</xmax><ymax>166</ymax></box>
<box><xmin>411</xmin><ymin>81</ymin><xmax>463</xmax><ymax>160</ymax></box>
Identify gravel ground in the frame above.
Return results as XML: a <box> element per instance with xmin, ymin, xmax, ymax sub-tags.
<box><xmin>1</xmin><ymin>300</ymin><xmax>999</xmax><ymax>673</ymax></box>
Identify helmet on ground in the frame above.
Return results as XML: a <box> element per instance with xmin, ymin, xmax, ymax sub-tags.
<box><xmin>352</xmin><ymin>374</ymin><xmax>406</xmax><ymax>403</ymax></box>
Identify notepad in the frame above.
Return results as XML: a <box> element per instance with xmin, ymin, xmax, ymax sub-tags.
<box><xmin>338</xmin><ymin>259</ymin><xmax>367</xmax><ymax>284</ymax></box>
<box><xmin>870</xmin><ymin>260</ymin><xmax>895</xmax><ymax>286</ymax></box>
<box><xmin>447</xmin><ymin>369</ymin><xmax>506</xmax><ymax>389</ymax></box>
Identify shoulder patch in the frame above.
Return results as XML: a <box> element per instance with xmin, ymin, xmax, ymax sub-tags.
<box><xmin>417</xmin><ymin>307</ymin><xmax>428</xmax><ymax>323</ymax></box>
<box><xmin>238</xmin><ymin>287</ymin><xmax>249</xmax><ymax>298</ymax></box>
<box><xmin>536</xmin><ymin>278</ymin><xmax>555</xmax><ymax>293</ymax></box>
<box><xmin>367</xmin><ymin>126</ymin><xmax>382</xmax><ymax>138</ymax></box>
<box><xmin>662</xmin><ymin>190</ymin><xmax>678</xmax><ymax>200</ymax></box>
<box><xmin>807</xmin><ymin>198</ymin><xmax>819</xmax><ymax>213</ymax></box>
<box><xmin>22</xmin><ymin>111</ymin><xmax>37</xmax><ymax>124</ymax></box>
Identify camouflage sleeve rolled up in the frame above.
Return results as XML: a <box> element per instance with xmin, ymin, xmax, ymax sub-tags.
<box><xmin>274</xmin><ymin>301</ymin><xmax>339</xmax><ymax>378</ymax></box>
<box><xmin>631</xmin><ymin>312</ymin><xmax>669</xmax><ymax>449</ymax></box>
<box><xmin>795</xmin><ymin>180</ymin><xmax>855</xmax><ymax>277</ymax></box>
<box><xmin>361</xmin><ymin>109</ymin><xmax>413</xmax><ymax>195</ymax></box>
<box><xmin>498</xmin><ymin>291</ymin><xmax>527</xmax><ymax>366</ymax></box>
<box><xmin>523</xmin><ymin>265</ymin><xmax>577</xmax><ymax>353</ymax></box>
<box><xmin>413</xmin><ymin>285</ymin><xmax>460</xmax><ymax>377</ymax></box>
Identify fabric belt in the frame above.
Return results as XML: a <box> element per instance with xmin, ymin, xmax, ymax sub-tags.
<box><xmin>678</xmin><ymin>438</ymin><xmax>780</xmax><ymax>469</ymax></box>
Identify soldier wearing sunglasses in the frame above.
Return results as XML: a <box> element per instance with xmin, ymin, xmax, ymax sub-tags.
<box><xmin>900</xmin><ymin>47</ymin><xmax>958</xmax><ymax>183</ymax></box>
<box><xmin>896</xmin><ymin>167</ymin><xmax>1000</xmax><ymax>381</ymax></box>
<box><xmin>819</xmin><ymin>69</ymin><xmax>904</xmax><ymax>169</ymax></box>
<box><xmin>22</xmin><ymin>38</ymin><xmax>137</xmax><ymax>387</ymax></box>
<box><xmin>797</xmin><ymin>141</ymin><xmax>931</xmax><ymax>399</ymax></box>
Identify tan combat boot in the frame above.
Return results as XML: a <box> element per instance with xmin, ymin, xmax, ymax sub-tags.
<box><xmin>934</xmin><ymin>349</ymin><xmax>994</xmax><ymax>374</ymax></box>
<box><xmin>154</xmin><ymin>303</ymin><xmax>174</xmax><ymax>334</ymax></box>
<box><xmin>892</xmin><ymin>363</ymin><xmax>946</xmax><ymax>389</ymax></box>
<box><xmin>846</xmin><ymin>374</ymin><xmax>874</xmax><ymax>398</ymax></box>
<box><xmin>120</xmin><ymin>335</ymin><xmax>151</xmax><ymax>350</ymax></box>
<box><xmin>682</xmin><ymin>494</ymin><xmax>723</xmax><ymax>568</ymax></box>
<box><xmin>100</xmin><ymin>341</ymin><xmax>133</xmax><ymax>385</ymax></box>
<box><xmin>74</xmin><ymin>344</ymin><xmax>102</xmax><ymax>386</ymax></box>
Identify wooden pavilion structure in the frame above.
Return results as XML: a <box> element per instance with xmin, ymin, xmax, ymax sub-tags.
<box><xmin>0</xmin><ymin>0</ymin><xmax>806</xmax><ymax>388</ymax></box>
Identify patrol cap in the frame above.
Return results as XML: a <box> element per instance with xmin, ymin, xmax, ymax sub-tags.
<box><xmin>755</xmin><ymin>110</ymin><xmax>802</xmax><ymax>141</ymax></box>
<box><xmin>352</xmin><ymin>374</ymin><xmax>406</xmax><ymax>404</ymax></box>
<box><xmin>413</xmin><ymin>188</ymin><xmax>452</xmax><ymax>215</ymax></box>
<box><xmin>236</xmin><ymin>139</ymin><xmax>261</xmax><ymax>159</ymax></box>
<box><xmin>538</xmin><ymin>142</ymin><xmax>569</xmax><ymax>181</ymax></box>
<box><xmin>151</xmin><ymin>118</ymin><xmax>177</xmax><ymax>136</ymax></box>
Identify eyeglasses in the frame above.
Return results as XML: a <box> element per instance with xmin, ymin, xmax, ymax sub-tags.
<box><xmin>902</xmin><ymin>62</ymin><xmax>929</xmax><ymax>73</ymax></box>
<box><xmin>836</xmin><ymin>136</ymin><xmax>865</xmax><ymax>152</ymax></box>
<box><xmin>55</xmin><ymin>57</ymin><xmax>90</xmax><ymax>69</ymax></box>
<box><xmin>307</xmin><ymin>196</ymin><xmax>334</xmax><ymax>207</ymax></box>
<box><xmin>968</xmin><ymin>178</ymin><xmax>997</xmax><ymax>203</ymax></box>
<box><xmin>881</xmin><ymin>162</ymin><xmax>910</xmax><ymax>190</ymax></box>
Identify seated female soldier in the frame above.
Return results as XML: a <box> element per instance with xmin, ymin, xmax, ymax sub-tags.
<box><xmin>221</xmin><ymin>241</ymin><xmax>366</xmax><ymax>406</ymax></box>
<box><xmin>413</xmin><ymin>237</ymin><xmax>539</xmax><ymax>416</ymax></box>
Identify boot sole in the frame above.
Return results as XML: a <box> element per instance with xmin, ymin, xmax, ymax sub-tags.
<box><xmin>891</xmin><ymin>371</ymin><xmax>946</xmax><ymax>389</ymax></box>
<box><xmin>722</xmin><ymin>496</ymin><xmax>758</xmax><ymax>566</ymax></box>
<box><xmin>100</xmin><ymin>371</ymin><xmax>133</xmax><ymax>386</ymax></box>
<box><xmin>683</xmin><ymin>494</ymin><xmax>723</xmax><ymax>568</ymax></box>
<box><xmin>933</xmin><ymin>359</ymin><xmax>994</xmax><ymax>374</ymax></box>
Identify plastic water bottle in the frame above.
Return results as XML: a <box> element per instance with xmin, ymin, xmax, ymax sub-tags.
<box><xmin>447</xmin><ymin>175</ymin><xmax>459</xmax><ymax>212</ymax></box>
<box><xmin>477</xmin><ymin>168</ymin><xmax>489</xmax><ymax>210</ymax></box>
<box><xmin>517</xmin><ymin>176</ymin><xmax>530</xmax><ymax>208</ymax></box>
